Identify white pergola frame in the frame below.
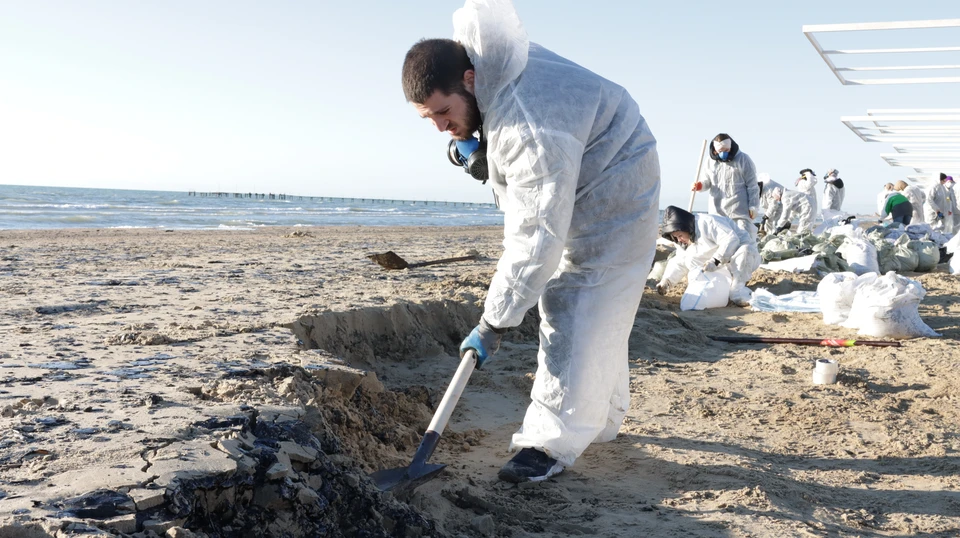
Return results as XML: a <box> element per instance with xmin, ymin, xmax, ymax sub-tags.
<box><xmin>803</xmin><ymin>19</ymin><xmax>960</xmax><ymax>85</ymax></box>
<box><xmin>839</xmin><ymin>109</ymin><xmax>960</xmax><ymax>178</ymax></box>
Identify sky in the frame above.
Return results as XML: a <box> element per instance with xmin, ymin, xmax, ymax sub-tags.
<box><xmin>1</xmin><ymin>1</ymin><xmax>958</xmax><ymax>215</ymax></box>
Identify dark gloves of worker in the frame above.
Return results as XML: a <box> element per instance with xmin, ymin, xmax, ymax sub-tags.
<box><xmin>937</xmin><ymin>211</ymin><xmax>945</xmax><ymax>220</ymax></box>
<box><xmin>459</xmin><ymin>318</ymin><xmax>507</xmax><ymax>369</ymax></box>
<box><xmin>774</xmin><ymin>222</ymin><xmax>791</xmax><ymax>235</ymax></box>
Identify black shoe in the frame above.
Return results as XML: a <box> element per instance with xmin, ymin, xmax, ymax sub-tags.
<box><xmin>498</xmin><ymin>448</ymin><xmax>564</xmax><ymax>483</ymax></box>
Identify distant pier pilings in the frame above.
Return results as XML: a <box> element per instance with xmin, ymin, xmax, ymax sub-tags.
<box><xmin>186</xmin><ymin>191</ymin><xmax>495</xmax><ymax>208</ymax></box>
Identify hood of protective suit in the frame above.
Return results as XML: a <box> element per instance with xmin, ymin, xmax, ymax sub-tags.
<box><xmin>453</xmin><ymin>0</ymin><xmax>529</xmax><ymax>115</ymax></box>
<box><xmin>708</xmin><ymin>137</ymin><xmax>740</xmax><ymax>162</ymax></box>
<box><xmin>661</xmin><ymin>206</ymin><xmax>696</xmax><ymax>241</ymax></box>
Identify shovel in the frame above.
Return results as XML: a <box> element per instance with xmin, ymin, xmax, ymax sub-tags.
<box><xmin>370</xmin><ymin>349</ymin><xmax>478</xmax><ymax>495</ymax></box>
<box><xmin>368</xmin><ymin>250</ymin><xmax>478</xmax><ymax>270</ymax></box>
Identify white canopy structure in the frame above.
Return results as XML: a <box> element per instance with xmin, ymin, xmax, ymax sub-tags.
<box><xmin>803</xmin><ymin>19</ymin><xmax>960</xmax><ymax>85</ymax></box>
<box><xmin>804</xmin><ymin>20</ymin><xmax>960</xmax><ymax>182</ymax></box>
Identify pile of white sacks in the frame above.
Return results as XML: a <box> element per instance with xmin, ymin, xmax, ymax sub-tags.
<box><xmin>817</xmin><ymin>271</ymin><xmax>939</xmax><ymax>339</ymax></box>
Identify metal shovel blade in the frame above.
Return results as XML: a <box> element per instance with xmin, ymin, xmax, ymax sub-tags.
<box><xmin>369</xmin><ymin>351</ymin><xmax>478</xmax><ymax>494</ymax></box>
<box><xmin>370</xmin><ymin>462</ymin><xmax>446</xmax><ymax>494</ymax></box>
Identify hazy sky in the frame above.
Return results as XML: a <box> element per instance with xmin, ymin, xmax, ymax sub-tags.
<box><xmin>1</xmin><ymin>1</ymin><xmax>958</xmax><ymax>214</ymax></box>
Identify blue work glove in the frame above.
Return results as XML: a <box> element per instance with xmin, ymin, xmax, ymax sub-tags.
<box><xmin>459</xmin><ymin>318</ymin><xmax>506</xmax><ymax>369</ymax></box>
<box><xmin>937</xmin><ymin>211</ymin><xmax>945</xmax><ymax>220</ymax></box>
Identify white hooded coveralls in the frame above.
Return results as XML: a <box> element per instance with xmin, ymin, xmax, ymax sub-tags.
<box><xmin>699</xmin><ymin>142</ymin><xmax>759</xmax><ymax>239</ymax></box>
<box><xmin>658</xmin><ymin>214</ymin><xmax>760</xmax><ymax>305</ymax></box>
<box><xmin>823</xmin><ymin>174</ymin><xmax>844</xmax><ymax>212</ymax></box>
<box><xmin>796</xmin><ymin>171</ymin><xmax>818</xmax><ymax>221</ymax></box>
<box><xmin>924</xmin><ymin>182</ymin><xmax>948</xmax><ymax>229</ymax></box>
<box><xmin>901</xmin><ymin>185</ymin><xmax>926</xmax><ymax>225</ymax></box>
<box><xmin>454</xmin><ymin>0</ymin><xmax>661</xmax><ymax>466</ymax></box>
<box><xmin>944</xmin><ymin>182</ymin><xmax>959</xmax><ymax>235</ymax></box>
<box><xmin>758</xmin><ymin>177</ymin><xmax>783</xmax><ymax>234</ymax></box>
<box><xmin>777</xmin><ymin>189</ymin><xmax>814</xmax><ymax>235</ymax></box>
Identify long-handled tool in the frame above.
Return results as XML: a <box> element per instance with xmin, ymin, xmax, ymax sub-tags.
<box><xmin>368</xmin><ymin>250</ymin><xmax>478</xmax><ymax>270</ymax></box>
<box><xmin>370</xmin><ymin>350</ymin><xmax>478</xmax><ymax>494</ymax></box>
<box><xmin>709</xmin><ymin>335</ymin><xmax>901</xmax><ymax>347</ymax></box>
<box><xmin>688</xmin><ymin>139</ymin><xmax>708</xmax><ymax>212</ymax></box>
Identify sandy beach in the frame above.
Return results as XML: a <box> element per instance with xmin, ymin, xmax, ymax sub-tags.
<box><xmin>1</xmin><ymin>226</ymin><xmax>959</xmax><ymax>537</ymax></box>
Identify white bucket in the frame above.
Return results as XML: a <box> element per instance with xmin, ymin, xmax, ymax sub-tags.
<box><xmin>812</xmin><ymin>358</ymin><xmax>839</xmax><ymax>385</ymax></box>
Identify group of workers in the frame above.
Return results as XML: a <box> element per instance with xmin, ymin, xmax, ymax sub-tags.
<box><xmin>401</xmin><ymin>0</ymin><xmax>954</xmax><ymax>487</ymax></box>
<box><xmin>878</xmin><ymin>173</ymin><xmax>958</xmax><ymax>231</ymax></box>
<box><xmin>655</xmin><ymin>135</ymin><xmax>958</xmax><ymax>309</ymax></box>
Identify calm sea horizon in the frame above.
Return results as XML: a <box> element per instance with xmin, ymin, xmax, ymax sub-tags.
<box><xmin>0</xmin><ymin>184</ymin><xmax>505</xmax><ymax>230</ymax></box>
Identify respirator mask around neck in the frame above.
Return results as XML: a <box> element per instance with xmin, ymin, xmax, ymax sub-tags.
<box><xmin>446</xmin><ymin>126</ymin><xmax>488</xmax><ymax>184</ymax></box>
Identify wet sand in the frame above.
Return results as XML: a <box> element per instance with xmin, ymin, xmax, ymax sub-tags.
<box><xmin>1</xmin><ymin>227</ymin><xmax>959</xmax><ymax>537</ymax></box>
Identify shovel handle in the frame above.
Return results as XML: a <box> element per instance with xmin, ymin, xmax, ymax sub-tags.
<box><xmin>427</xmin><ymin>350</ymin><xmax>477</xmax><ymax>434</ymax></box>
<box><xmin>407</xmin><ymin>255</ymin><xmax>478</xmax><ymax>268</ymax></box>
<box><xmin>409</xmin><ymin>350</ymin><xmax>477</xmax><ymax>471</ymax></box>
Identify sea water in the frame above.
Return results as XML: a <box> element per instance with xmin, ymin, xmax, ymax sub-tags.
<box><xmin>0</xmin><ymin>185</ymin><xmax>505</xmax><ymax>230</ymax></box>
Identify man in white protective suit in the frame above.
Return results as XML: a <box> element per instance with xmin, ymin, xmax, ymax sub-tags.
<box><xmin>796</xmin><ymin>168</ymin><xmax>819</xmax><ymax>221</ymax></box>
<box><xmin>924</xmin><ymin>173</ymin><xmax>950</xmax><ymax>230</ymax></box>
<box><xmin>655</xmin><ymin>206</ymin><xmax>760</xmax><ymax>307</ymax></box>
<box><xmin>822</xmin><ymin>168</ymin><xmax>845</xmax><ymax>214</ymax></box>
<box><xmin>895</xmin><ymin>180</ymin><xmax>926</xmax><ymax>225</ymax></box>
<box><xmin>402</xmin><ymin>0</ymin><xmax>660</xmax><ymax>483</ymax></box>
<box><xmin>691</xmin><ymin>134</ymin><xmax>759</xmax><ymax>240</ymax></box>
<box><xmin>757</xmin><ymin>173</ymin><xmax>783</xmax><ymax>236</ymax></box>
<box><xmin>773</xmin><ymin>186</ymin><xmax>815</xmax><ymax>235</ymax></box>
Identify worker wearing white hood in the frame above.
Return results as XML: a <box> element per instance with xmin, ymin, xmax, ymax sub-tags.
<box><xmin>691</xmin><ymin>134</ymin><xmax>760</xmax><ymax>240</ymax></box>
<box><xmin>822</xmin><ymin>168</ymin><xmax>845</xmax><ymax>213</ymax></box>
<box><xmin>402</xmin><ymin>0</ymin><xmax>660</xmax><ymax>482</ymax></box>
<box><xmin>796</xmin><ymin>168</ymin><xmax>819</xmax><ymax>221</ymax></box>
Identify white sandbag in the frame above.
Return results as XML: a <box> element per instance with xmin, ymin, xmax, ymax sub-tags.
<box><xmin>947</xmin><ymin>234</ymin><xmax>960</xmax><ymax>275</ymax></box>
<box><xmin>836</xmin><ymin>236</ymin><xmax>879</xmax><ymax>275</ymax></box>
<box><xmin>814</xmin><ymin>211</ymin><xmax>855</xmax><ymax>236</ymax></box>
<box><xmin>842</xmin><ymin>272</ymin><xmax>939</xmax><ymax>339</ymax></box>
<box><xmin>906</xmin><ymin>223</ymin><xmax>950</xmax><ymax>247</ymax></box>
<box><xmin>680</xmin><ymin>268</ymin><xmax>731</xmax><ymax>311</ymax></box>
<box><xmin>826</xmin><ymin>223</ymin><xmax>861</xmax><ymax>240</ymax></box>
<box><xmin>946</xmin><ymin>233</ymin><xmax>960</xmax><ymax>254</ymax></box>
<box><xmin>818</xmin><ymin>272</ymin><xmax>877</xmax><ymax>325</ymax></box>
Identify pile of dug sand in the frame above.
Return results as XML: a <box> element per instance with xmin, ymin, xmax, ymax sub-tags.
<box><xmin>1</xmin><ymin>227</ymin><xmax>959</xmax><ymax>537</ymax></box>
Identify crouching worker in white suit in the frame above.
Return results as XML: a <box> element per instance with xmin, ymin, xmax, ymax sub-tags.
<box><xmin>656</xmin><ymin>206</ymin><xmax>760</xmax><ymax>307</ymax></box>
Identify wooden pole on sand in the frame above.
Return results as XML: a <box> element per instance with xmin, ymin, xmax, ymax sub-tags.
<box><xmin>688</xmin><ymin>139</ymin><xmax>708</xmax><ymax>212</ymax></box>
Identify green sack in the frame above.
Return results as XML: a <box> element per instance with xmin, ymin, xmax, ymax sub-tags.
<box><xmin>892</xmin><ymin>235</ymin><xmax>919</xmax><ymax>273</ymax></box>
<box><xmin>909</xmin><ymin>239</ymin><xmax>939</xmax><ymax>272</ymax></box>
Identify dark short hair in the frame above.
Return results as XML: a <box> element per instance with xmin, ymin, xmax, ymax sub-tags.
<box><xmin>942</xmin><ymin>173</ymin><xmax>948</xmax><ymax>181</ymax></box>
<box><xmin>402</xmin><ymin>39</ymin><xmax>474</xmax><ymax>104</ymax></box>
